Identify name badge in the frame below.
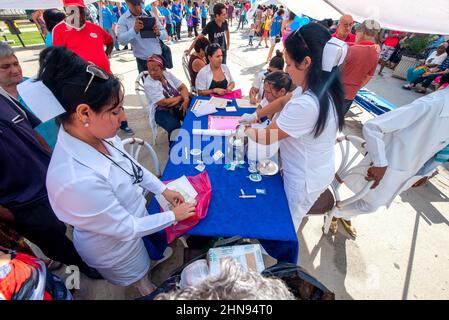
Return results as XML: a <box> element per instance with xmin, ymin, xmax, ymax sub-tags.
<box><xmin>90</xmin><ymin>32</ymin><xmax>98</xmax><ymax>39</ymax></box>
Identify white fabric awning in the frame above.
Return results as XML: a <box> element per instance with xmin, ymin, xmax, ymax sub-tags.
<box><xmin>0</xmin><ymin>0</ymin><xmax>97</xmax><ymax>9</ymax></box>
<box><xmin>280</xmin><ymin>0</ymin><xmax>342</xmax><ymax>21</ymax></box>
<box><xmin>325</xmin><ymin>0</ymin><xmax>449</xmax><ymax>35</ymax></box>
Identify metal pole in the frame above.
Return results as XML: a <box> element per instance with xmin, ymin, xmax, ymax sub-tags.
<box><xmin>99</xmin><ymin>1</ymin><xmax>103</xmax><ymax>27</ymax></box>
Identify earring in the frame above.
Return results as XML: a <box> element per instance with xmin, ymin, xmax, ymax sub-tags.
<box><xmin>84</xmin><ymin>122</ymin><xmax>89</xmax><ymax>128</ymax></box>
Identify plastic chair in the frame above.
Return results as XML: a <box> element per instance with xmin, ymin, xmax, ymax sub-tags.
<box><xmin>122</xmin><ymin>137</ymin><xmax>161</xmax><ymax>198</ymax></box>
<box><xmin>182</xmin><ymin>52</ymin><xmax>196</xmax><ymax>94</ymax></box>
<box><xmin>306</xmin><ymin>135</ymin><xmax>374</xmax><ymax>234</ymax></box>
<box><xmin>135</xmin><ymin>71</ymin><xmax>159</xmax><ymax>144</ymax></box>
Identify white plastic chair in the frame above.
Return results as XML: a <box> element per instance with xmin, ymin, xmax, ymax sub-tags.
<box><xmin>122</xmin><ymin>137</ymin><xmax>161</xmax><ymax>191</ymax></box>
<box><xmin>306</xmin><ymin>135</ymin><xmax>375</xmax><ymax>234</ymax></box>
<box><xmin>135</xmin><ymin>71</ymin><xmax>159</xmax><ymax>145</ymax></box>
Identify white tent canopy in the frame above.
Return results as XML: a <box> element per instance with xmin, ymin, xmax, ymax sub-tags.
<box><xmin>325</xmin><ymin>0</ymin><xmax>449</xmax><ymax>35</ymax></box>
<box><xmin>0</xmin><ymin>0</ymin><xmax>97</xmax><ymax>9</ymax></box>
<box><xmin>279</xmin><ymin>0</ymin><xmax>341</xmax><ymax>21</ymax></box>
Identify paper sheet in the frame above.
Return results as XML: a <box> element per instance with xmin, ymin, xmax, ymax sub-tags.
<box><xmin>208</xmin><ymin>97</ymin><xmax>230</xmax><ymax>109</ymax></box>
<box><xmin>235</xmin><ymin>98</ymin><xmax>256</xmax><ymax>109</ymax></box>
<box><xmin>17</xmin><ymin>78</ymin><xmax>66</xmax><ymax>122</ymax></box>
<box><xmin>192</xmin><ymin>103</ymin><xmax>217</xmax><ymax>117</ymax></box>
<box><xmin>208</xmin><ymin>115</ymin><xmax>241</xmax><ymax>130</ymax></box>
<box><xmin>155</xmin><ymin>175</ymin><xmax>198</xmax><ymax>211</ymax></box>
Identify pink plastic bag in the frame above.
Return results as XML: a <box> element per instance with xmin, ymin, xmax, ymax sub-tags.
<box><xmin>163</xmin><ymin>171</ymin><xmax>212</xmax><ymax>244</ymax></box>
<box><xmin>210</xmin><ymin>89</ymin><xmax>242</xmax><ymax>99</ymax></box>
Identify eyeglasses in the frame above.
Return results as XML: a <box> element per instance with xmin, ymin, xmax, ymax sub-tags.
<box><xmin>84</xmin><ymin>64</ymin><xmax>109</xmax><ymax>93</ymax></box>
<box><xmin>101</xmin><ymin>140</ymin><xmax>144</xmax><ymax>184</ymax></box>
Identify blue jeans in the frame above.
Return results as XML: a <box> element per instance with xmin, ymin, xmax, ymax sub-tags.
<box><xmin>406</xmin><ymin>67</ymin><xmax>426</xmax><ymax>83</ymax></box>
<box><xmin>155</xmin><ymin>107</ymin><xmax>184</xmax><ymax>144</ymax></box>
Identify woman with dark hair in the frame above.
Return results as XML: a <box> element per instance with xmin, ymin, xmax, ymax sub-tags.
<box><xmin>42</xmin><ymin>9</ymin><xmax>66</xmax><ymax>47</ymax></box>
<box><xmin>144</xmin><ymin>54</ymin><xmax>191</xmax><ymax>143</ymax></box>
<box><xmin>249</xmin><ymin>50</ymin><xmax>284</xmax><ymax>105</ymax></box>
<box><xmin>192</xmin><ymin>1</ymin><xmax>200</xmax><ymax>37</ymax></box>
<box><xmin>195</xmin><ymin>43</ymin><xmax>235</xmax><ymax>96</ymax></box>
<box><xmin>41</xmin><ymin>47</ymin><xmax>196</xmax><ymax>295</ymax></box>
<box><xmin>259</xmin><ymin>71</ymin><xmax>295</xmax><ymax>120</ymax></box>
<box><xmin>188</xmin><ymin>36</ymin><xmax>211</xmax><ymax>89</ymax></box>
<box><xmin>241</xmin><ymin>23</ymin><xmax>346</xmax><ymax>231</ymax></box>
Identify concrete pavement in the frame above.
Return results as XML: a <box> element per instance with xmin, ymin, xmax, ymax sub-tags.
<box><xmin>14</xmin><ymin>26</ymin><xmax>449</xmax><ymax>300</ymax></box>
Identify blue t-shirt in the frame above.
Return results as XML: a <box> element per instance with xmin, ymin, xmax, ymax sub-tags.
<box><xmin>192</xmin><ymin>7</ymin><xmax>199</xmax><ymax>23</ymax></box>
<box><xmin>102</xmin><ymin>7</ymin><xmax>117</xmax><ymax>30</ymax></box>
<box><xmin>270</xmin><ymin>15</ymin><xmax>283</xmax><ymax>37</ymax></box>
<box><xmin>201</xmin><ymin>5</ymin><xmax>208</xmax><ymax>18</ymax></box>
<box><xmin>45</xmin><ymin>32</ymin><xmax>52</xmax><ymax>47</ymax></box>
<box><xmin>172</xmin><ymin>3</ymin><xmax>182</xmax><ymax>23</ymax></box>
<box><xmin>159</xmin><ymin>7</ymin><xmax>172</xmax><ymax>25</ymax></box>
<box><xmin>185</xmin><ymin>5</ymin><xmax>192</xmax><ymax>18</ymax></box>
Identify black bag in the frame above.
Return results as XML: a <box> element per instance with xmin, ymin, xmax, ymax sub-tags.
<box><xmin>262</xmin><ymin>262</ymin><xmax>335</xmax><ymax>300</ymax></box>
<box><xmin>160</xmin><ymin>39</ymin><xmax>173</xmax><ymax>69</ymax></box>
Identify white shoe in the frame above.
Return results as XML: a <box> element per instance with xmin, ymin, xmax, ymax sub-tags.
<box><xmin>150</xmin><ymin>247</ymin><xmax>173</xmax><ymax>270</ymax></box>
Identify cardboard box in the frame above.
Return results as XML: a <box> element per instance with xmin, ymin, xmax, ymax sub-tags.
<box><xmin>207</xmin><ymin>244</ymin><xmax>265</xmax><ymax>277</ymax></box>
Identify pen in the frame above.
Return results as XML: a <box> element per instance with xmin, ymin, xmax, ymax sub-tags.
<box><xmin>239</xmin><ymin>195</ymin><xmax>256</xmax><ymax>198</ymax></box>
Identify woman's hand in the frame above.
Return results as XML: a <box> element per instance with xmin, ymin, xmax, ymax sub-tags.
<box><xmin>162</xmin><ymin>189</ymin><xmax>185</xmax><ymax>207</ymax></box>
<box><xmin>172</xmin><ymin>203</ymin><xmax>196</xmax><ymax>221</ymax></box>
<box><xmin>181</xmin><ymin>98</ymin><xmax>190</xmax><ymax>116</ymax></box>
<box><xmin>365</xmin><ymin>166</ymin><xmax>388</xmax><ymax>189</ymax></box>
<box><xmin>213</xmin><ymin>88</ymin><xmax>227</xmax><ymax>95</ymax></box>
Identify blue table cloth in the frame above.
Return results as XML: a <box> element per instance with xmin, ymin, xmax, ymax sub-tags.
<box><xmin>354</xmin><ymin>88</ymin><xmax>397</xmax><ymax>116</ymax></box>
<box><xmin>148</xmin><ymin>96</ymin><xmax>299</xmax><ymax>263</ymax></box>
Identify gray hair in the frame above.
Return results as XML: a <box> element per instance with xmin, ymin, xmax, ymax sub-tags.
<box><xmin>0</xmin><ymin>42</ymin><xmax>15</xmax><ymax>59</ymax></box>
<box><xmin>155</xmin><ymin>259</ymin><xmax>295</xmax><ymax>300</ymax></box>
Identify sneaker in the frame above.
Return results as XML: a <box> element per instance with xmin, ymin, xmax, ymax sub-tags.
<box><xmin>402</xmin><ymin>84</ymin><xmax>413</xmax><ymax>90</ymax></box>
<box><xmin>121</xmin><ymin>126</ymin><xmax>135</xmax><ymax>135</ymax></box>
<box><xmin>150</xmin><ymin>247</ymin><xmax>173</xmax><ymax>271</ymax></box>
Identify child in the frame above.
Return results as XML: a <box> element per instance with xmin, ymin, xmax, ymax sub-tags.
<box><xmin>248</xmin><ymin>23</ymin><xmax>256</xmax><ymax>46</ymax></box>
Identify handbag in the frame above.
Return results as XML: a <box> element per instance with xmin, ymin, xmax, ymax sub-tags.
<box><xmin>159</xmin><ymin>39</ymin><xmax>173</xmax><ymax>69</ymax></box>
<box><xmin>275</xmin><ymin>35</ymin><xmax>281</xmax><ymax>43</ymax></box>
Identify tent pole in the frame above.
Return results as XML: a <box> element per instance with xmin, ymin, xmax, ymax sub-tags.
<box><xmin>321</xmin><ymin>0</ymin><xmax>345</xmax><ymax>16</ymax></box>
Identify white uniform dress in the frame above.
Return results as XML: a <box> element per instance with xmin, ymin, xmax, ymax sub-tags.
<box><xmin>46</xmin><ymin>127</ymin><xmax>176</xmax><ymax>286</ymax></box>
<box><xmin>195</xmin><ymin>64</ymin><xmax>234</xmax><ymax>91</ymax></box>
<box><xmin>276</xmin><ymin>87</ymin><xmax>338</xmax><ymax>231</ymax></box>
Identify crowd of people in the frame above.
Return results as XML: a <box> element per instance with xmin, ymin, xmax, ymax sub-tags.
<box><xmin>1</xmin><ymin>0</ymin><xmax>448</xmax><ymax>300</ymax></box>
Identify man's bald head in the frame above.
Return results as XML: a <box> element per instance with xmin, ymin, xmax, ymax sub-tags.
<box><xmin>337</xmin><ymin>14</ymin><xmax>354</xmax><ymax>38</ymax></box>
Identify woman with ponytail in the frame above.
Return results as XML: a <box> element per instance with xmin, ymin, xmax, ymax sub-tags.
<box><xmin>240</xmin><ymin>23</ymin><xmax>346</xmax><ymax>231</ymax></box>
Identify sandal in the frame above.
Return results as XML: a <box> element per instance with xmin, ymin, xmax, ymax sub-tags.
<box><xmin>340</xmin><ymin>219</ymin><xmax>357</xmax><ymax>239</ymax></box>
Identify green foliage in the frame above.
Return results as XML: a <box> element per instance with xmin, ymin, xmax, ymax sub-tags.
<box><xmin>403</xmin><ymin>34</ymin><xmax>437</xmax><ymax>59</ymax></box>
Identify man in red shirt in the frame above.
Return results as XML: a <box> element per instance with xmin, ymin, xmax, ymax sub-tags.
<box><xmin>341</xmin><ymin>19</ymin><xmax>381</xmax><ymax>115</ymax></box>
<box><xmin>332</xmin><ymin>14</ymin><xmax>356</xmax><ymax>43</ymax></box>
<box><xmin>378</xmin><ymin>30</ymin><xmax>405</xmax><ymax>76</ymax></box>
<box><xmin>52</xmin><ymin>0</ymin><xmax>114</xmax><ymax>74</ymax></box>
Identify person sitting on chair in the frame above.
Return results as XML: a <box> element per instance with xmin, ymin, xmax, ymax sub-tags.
<box><xmin>331</xmin><ymin>88</ymin><xmax>449</xmax><ymax>238</ymax></box>
<box><xmin>195</xmin><ymin>43</ymin><xmax>235</xmax><ymax>96</ymax></box>
<box><xmin>249</xmin><ymin>50</ymin><xmax>285</xmax><ymax>105</ymax></box>
<box><xmin>144</xmin><ymin>54</ymin><xmax>191</xmax><ymax>144</ymax></box>
<box><xmin>188</xmin><ymin>37</ymin><xmax>210</xmax><ymax>92</ymax></box>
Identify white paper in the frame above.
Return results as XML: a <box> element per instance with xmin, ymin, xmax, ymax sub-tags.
<box><xmin>191</xmin><ymin>99</ymin><xmax>210</xmax><ymax>111</ymax></box>
<box><xmin>192</xmin><ymin>104</ymin><xmax>218</xmax><ymax>117</ymax></box>
<box><xmin>17</xmin><ymin>78</ymin><xmax>66</xmax><ymax>123</ymax></box>
<box><xmin>207</xmin><ymin>244</ymin><xmax>265</xmax><ymax>276</ymax></box>
<box><xmin>195</xmin><ymin>164</ymin><xmax>206</xmax><ymax>172</ymax></box>
<box><xmin>225</xmin><ymin>106</ymin><xmax>237</xmax><ymax>112</ymax></box>
<box><xmin>212</xmin><ymin>150</ymin><xmax>224</xmax><ymax>161</ymax></box>
<box><xmin>208</xmin><ymin>97</ymin><xmax>229</xmax><ymax>109</ymax></box>
<box><xmin>155</xmin><ymin>175</ymin><xmax>198</xmax><ymax>211</ymax></box>
<box><xmin>236</xmin><ymin>98</ymin><xmax>256</xmax><ymax>109</ymax></box>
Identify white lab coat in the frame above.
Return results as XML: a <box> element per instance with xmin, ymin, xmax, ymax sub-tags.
<box><xmin>341</xmin><ymin>89</ymin><xmax>449</xmax><ymax>215</ymax></box>
<box><xmin>46</xmin><ymin>127</ymin><xmax>175</xmax><ymax>286</ymax></box>
<box><xmin>276</xmin><ymin>88</ymin><xmax>338</xmax><ymax>231</ymax></box>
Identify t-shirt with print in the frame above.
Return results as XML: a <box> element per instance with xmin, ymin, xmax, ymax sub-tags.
<box><xmin>383</xmin><ymin>31</ymin><xmax>405</xmax><ymax>47</ymax></box>
<box><xmin>202</xmin><ymin>20</ymin><xmax>228</xmax><ymax>51</ymax></box>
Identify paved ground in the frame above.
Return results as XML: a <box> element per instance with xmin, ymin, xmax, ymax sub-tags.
<box><xmin>15</xmin><ymin>26</ymin><xmax>449</xmax><ymax>300</ymax></box>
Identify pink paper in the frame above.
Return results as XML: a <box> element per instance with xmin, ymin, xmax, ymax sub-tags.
<box><xmin>208</xmin><ymin>116</ymin><xmax>241</xmax><ymax>130</ymax></box>
<box><xmin>210</xmin><ymin>89</ymin><xmax>242</xmax><ymax>99</ymax></box>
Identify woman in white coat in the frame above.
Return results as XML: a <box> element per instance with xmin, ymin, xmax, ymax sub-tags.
<box><xmin>195</xmin><ymin>43</ymin><xmax>235</xmax><ymax>96</ymax></box>
<box><xmin>240</xmin><ymin>23</ymin><xmax>346</xmax><ymax>232</ymax></box>
<box><xmin>40</xmin><ymin>47</ymin><xmax>196</xmax><ymax>295</ymax></box>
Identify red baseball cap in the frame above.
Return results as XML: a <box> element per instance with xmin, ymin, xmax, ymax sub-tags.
<box><xmin>63</xmin><ymin>0</ymin><xmax>86</xmax><ymax>7</ymax></box>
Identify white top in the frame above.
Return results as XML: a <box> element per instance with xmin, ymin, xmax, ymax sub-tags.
<box><xmin>195</xmin><ymin>64</ymin><xmax>234</xmax><ymax>91</ymax></box>
<box><xmin>253</xmin><ymin>70</ymin><xmax>266</xmax><ymax>101</ymax></box>
<box><xmin>345</xmin><ymin>88</ymin><xmax>449</xmax><ymax>208</ymax></box>
<box><xmin>144</xmin><ymin>70</ymin><xmax>183</xmax><ymax>106</ymax></box>
<box><xmin>143</xmin><ymin>70</ymin><xmax>183</xmax><ymax>143</ymax></box>
<box><xmin>426</xmin><ymin>50</ymin><xmax>447</xmax><ymax>66</ymax></box>
<box><xmin>276</xmin><ymin>88</ymin><xmax>338</xmax><ymax>195</ymax></box>
<box><xmin>46</xmin><ymin>127</ymin><xmax>175</xmax><ymax>286</ymax></box>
